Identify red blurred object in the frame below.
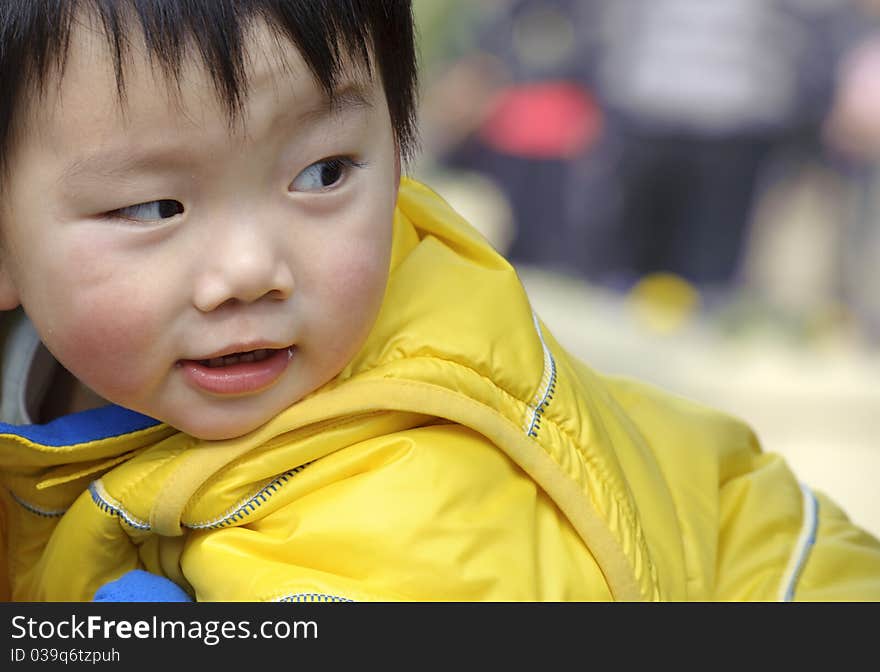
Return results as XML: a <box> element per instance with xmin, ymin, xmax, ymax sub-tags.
<box><xmin>478</xmin><ymin>81</ymin><xmax>603</xmax><ymax>159</ymax></box>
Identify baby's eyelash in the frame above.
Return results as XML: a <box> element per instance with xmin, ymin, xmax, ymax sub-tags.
<box><xmin>289</xmin><ymin>155</ymin><xmax>368</xmax><ymax>193</ymax></box>
<box><xmin>323</xmin><ymin>156</ymin><xmax>369</xmax><ymax>173</ymax></box>
<box><xmin>103</xmin><ymin>199</ymin><xmax>184</xmax><ymax>222</ymax></box>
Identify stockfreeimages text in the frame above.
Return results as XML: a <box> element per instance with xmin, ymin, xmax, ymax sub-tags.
<box><xmin>11</xmin><ymin>614</ymin><xmax>318</xmax><ymax>647</ymax></box>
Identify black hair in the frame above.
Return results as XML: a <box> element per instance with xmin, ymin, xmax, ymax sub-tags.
<box><xmin>0</xmin><ymin>0</ymin><xmax>419</xmax><ymax>176</ymax></box>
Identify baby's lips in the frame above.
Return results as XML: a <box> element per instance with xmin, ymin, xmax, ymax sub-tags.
<box><xmin>178</xmin><ymin>347</ymin><xmax>294</xmax><ymax>395</ymax></box>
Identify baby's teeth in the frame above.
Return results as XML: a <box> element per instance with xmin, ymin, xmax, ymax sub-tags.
<box><xmin>202</xmin><ymin>349</ymin><xmax>277</xmax><ymax>367</ymax></box>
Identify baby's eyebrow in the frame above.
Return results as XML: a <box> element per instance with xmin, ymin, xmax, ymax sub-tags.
<box><xmin>55</xmin><ymin>81</ymin><xmax>374</xmax><ymax>186</ymax></box>
<box><xmin>58</xmin><ymin>146</ymin><xmax>183</xmax><ymax>185</ymax></box>
<box><xmin>299</xmin><ymin>81</ymin><xmax>375</xmax><ymax>124</ymax></box>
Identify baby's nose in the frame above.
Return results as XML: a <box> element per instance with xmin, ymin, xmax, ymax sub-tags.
<box><xmin>192</xmin><ymin>231</ymin><xmax>294</xmax><ymax>312</ymax></box>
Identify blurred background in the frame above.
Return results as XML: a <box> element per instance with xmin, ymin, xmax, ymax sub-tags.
<box><xmin>412</xmin><ymin>0</ymin><xmax>880</xmax><ymax>538</ymax></box>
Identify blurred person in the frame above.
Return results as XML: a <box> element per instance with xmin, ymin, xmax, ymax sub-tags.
<box><xmin>427</xmin><ymin>0</ymin><xmax>876</xmax><ymax>302</ymax></box>
<box><xmin>570</xmin><ymin>0</ymin><xmax>874</xmax><ymax>298</ymax></box>
<box><xmin>822</xmin><ymin>18</ymin><xmax>880</xmax><ymax>342</ymax></box>
<box><xmin>420</xmin><ymin>0</ymin><xmax>604</xmax><ymax>269</ymax></box>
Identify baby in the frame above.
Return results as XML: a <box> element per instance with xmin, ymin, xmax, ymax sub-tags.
<box><xmin>0</xmin><ymin>0</ymin><xmax>878</xmax><ymax>601</ymax></box>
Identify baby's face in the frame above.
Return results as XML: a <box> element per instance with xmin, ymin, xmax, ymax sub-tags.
<box><xmin>0</xmin><ymin>22</ymin><xmax>399</xmax><ymax>439</ymax></box>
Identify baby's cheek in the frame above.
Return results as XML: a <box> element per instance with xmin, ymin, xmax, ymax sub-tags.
<box><xmin>317</xmin><ymin>253</ymin><xmax>389</xmax><ymax>358</ymax></box>
<box><xmin>331</xmin><ymin>244</ymin><xmax>388</xmax><ymax>307</ymax></box>
<box><xmin>48</xmin><ymin>290</ymin><xmax>163</xmax><ymax>399</ymax></box>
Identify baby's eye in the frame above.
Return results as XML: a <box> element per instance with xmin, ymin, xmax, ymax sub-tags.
<box><xmin>289</xmin><ymin>157</ymin><xmax>364</xmax><ymax>193</ymax></box>
<box><xmin>110</xmin><ymin>199</ymin><xmax>184</xmax><ymax>222</ymax></box>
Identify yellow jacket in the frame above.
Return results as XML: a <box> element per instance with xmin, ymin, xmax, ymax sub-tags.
<box><xmin>1</xmin><ymin>179</ymin><xmax>879</xmax><ymax>601</ymax></box>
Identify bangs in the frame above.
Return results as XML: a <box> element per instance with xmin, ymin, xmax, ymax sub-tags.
<box><xmin>0</xmin><ymin>0</ymin><xmax>418</xmax><ymax>174</ymax></box>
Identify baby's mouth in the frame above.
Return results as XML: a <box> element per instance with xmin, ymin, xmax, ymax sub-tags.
<box><xmin>198</xmin><ymin>348</ymin><xmax>276</xmax><ymax>368</ymax></box>
<box><xmin>180</xmin><ymin>347</ymin><xmax>294</xmax><ymax>395</ymax></box>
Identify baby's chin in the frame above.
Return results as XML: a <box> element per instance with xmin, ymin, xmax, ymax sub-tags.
<box><xmin>168</xmin><ymin>416</ymin><xmax>273</xmax><ymax>441</ymax></box>
<box><xmin>180</xmin><ymin>422</ymin><xmax>265</xmax><ymax>442</ymax></box>
<box><xmin>157</xmin><ymin>401</ymin><xmax>297</xmax><ymax>441</ymax></box>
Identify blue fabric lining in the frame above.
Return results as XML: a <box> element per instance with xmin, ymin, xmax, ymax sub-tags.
<box><xmin>0</xmin><ymin>404</ymin><xmax>161</xmax><ymax>446</ymax></box>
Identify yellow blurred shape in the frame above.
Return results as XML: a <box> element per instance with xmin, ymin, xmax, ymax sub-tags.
<box><xmin>627</xmin><ymin>272</ymin><xmax>701</xmax><ymax>334</ymax></box>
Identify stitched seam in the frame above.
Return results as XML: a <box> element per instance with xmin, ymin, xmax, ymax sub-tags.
<box><xmin>778</xmin><ymin>482</ymin><xmax>819</xmax><ymax>602</ymax></box>
<box><xmin>84</xmin><ymin>417</ymin><xmax>375</xmax><ymax>533</ymax></box>
<box><xmin>90</xmin><ymin>461</ymin><xmax>313</xmax><ymax>532</ymax></box>
<box><xmin>89</xmin><ymin>480</ymin><xmax>151</xmax><ymax>530</ymax></box>
<box><xmin>524</xmin><ymin>312</ymin><xmax>557</xmax><ymax>438</ymax></box>
<box><xmin>188</xmin><ymin>411</ymin><xmax>387</xmax><ymax>504</ymax></box>
<box><xmin>355</xmin><ymin>316</ymin><xmax>559</xmax><ymax>441</ymax></box>
<box><xmin>274</xmin><ymin>593</ymin><xmax>354</xmax><ymax>602</ymax></box>
<box><xmin>8</xmin><ymin>488</ymin><xmax>67</xmax><ymax>518</ymax></box>
<box><xmin>363</xmin><ymin>353</ymin><xmax>578</xmax><ymax>447</ymax></box>
<box><xmin>187</xmin><ymin>463</ymin><xmax>311</xmax><ymax>529</ymax></box>
<box><xmin>586</xmin><ymin>393</ymin><xmax>680</xmax><ymax>598</ymax></box>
